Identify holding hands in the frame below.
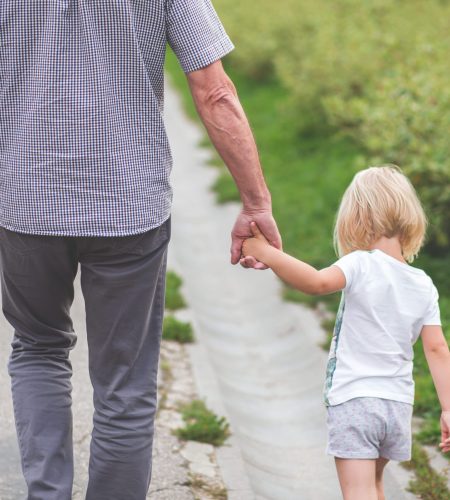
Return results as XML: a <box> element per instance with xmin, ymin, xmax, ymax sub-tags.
<box><xmin>242</xmin><ymin>221</ymin><xmax>273</xmax><ymax>267</ymax></box>
<box><xmin>231</xmin><ymin>210</ymin><xmax>281</xmax><ymax>270</ymax></box>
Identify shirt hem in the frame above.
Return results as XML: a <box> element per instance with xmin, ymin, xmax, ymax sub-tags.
<box><xmin>325</xmin><ymin>390</ymin><xmax>414</xmax><ymax>407</ymax></box>
<box><xmin>0</xmin><ymin>213</ymin><xmax>171</xmax><ymax>238</ymax></box>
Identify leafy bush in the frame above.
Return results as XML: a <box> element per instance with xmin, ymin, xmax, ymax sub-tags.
<box><xmin>215</xmin><ymin>0</ymin><xmax>450</xmax><ymax>249</ymax></box>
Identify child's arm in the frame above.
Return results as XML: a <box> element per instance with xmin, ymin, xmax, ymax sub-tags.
<box><xmin>242</xmin><ymin>222</ymin><xmax>346</xmax><ymax>295</ymax></box>
<box><xmin>421</xmin><ymin>325</ymin><xmax>450</xmax><ymax>453</ymax></box>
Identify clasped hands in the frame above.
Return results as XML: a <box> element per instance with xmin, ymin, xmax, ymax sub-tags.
<box><xmin>230</xmin><ymin>209</ymin><xmax>281</xmax><ymax>270</ymax></box>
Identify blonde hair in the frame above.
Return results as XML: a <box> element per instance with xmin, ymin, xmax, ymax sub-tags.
<box><xmin>334</xmin><ymin>165</ymin><xmax>427</xmax><ymax>263</ymax></box>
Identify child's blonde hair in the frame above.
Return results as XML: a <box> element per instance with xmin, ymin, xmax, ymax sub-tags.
<box><xmin>334</xmin><ymin>165</ymin><xmax>427</xmax><ymax>263</ymax></box>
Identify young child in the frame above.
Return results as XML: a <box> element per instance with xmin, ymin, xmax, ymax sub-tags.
<box><xmin>242</xmin><ymin>165</ymin><xmax>450</xmax><ymax>500</ymax></box>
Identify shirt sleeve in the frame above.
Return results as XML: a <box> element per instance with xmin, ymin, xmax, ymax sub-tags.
<box><xmin>166</xmin><ymin>0</ymin><xmax>235</xmax><ymax>73</ymax></box>
<box><xmin>332</xmin><ymin>251</ymin><xmax>362</xmax><ymax>292</ymax></box>
<box><xmin>423</xmin><ymin>284</ymin><xmax>442</xmax><ymax>326</ymax></box>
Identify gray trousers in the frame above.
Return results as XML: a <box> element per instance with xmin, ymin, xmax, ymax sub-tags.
<box><xmin>0</xmin><ymin>218</ymin><xmax>171</xmax><ymax>500</ymax></box>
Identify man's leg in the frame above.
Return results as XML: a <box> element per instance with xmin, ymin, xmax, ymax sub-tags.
<box><xmin>0</xmin><ymin>228</ymin><xmax>78</xmax><ymax>500</ymax></box>
<box><xmin>335</xmin><ymin>458</ymin><xmax>378</xmax><ymax>500</ymax></box>
<box><xmin>80</xmin><ymin>220</ymin><xmax>170</xmax><ymax>500</ymax></box>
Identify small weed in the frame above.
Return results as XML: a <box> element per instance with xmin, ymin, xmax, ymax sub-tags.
<box><xmin>165</xmin><ymin>271</ymin><xmax>186</xmax><ymax>311</ymax></box>
<box><xmin>163</xmin><ymin>316</ymin><xmax>194</xmax><ymax>343</ymax></box>
<box><xmin>175</xmin><ymin>400</ymin><xmax>230</xmax><ymax>446</ymax></box>
<box><xmin>188</xmin><ymin>475</ymin><xmax>228</xmax><ymax>500</ymax></box>
<box><xmin>402</xmin><ymin>441</ymin><xmax>450</xmax><ymax>500</ymax></box>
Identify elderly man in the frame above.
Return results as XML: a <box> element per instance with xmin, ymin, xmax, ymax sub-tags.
<box><xmin>0</xmin><ymin>1</ymin><xmax>281</xmax><ymax>498</ymax></box>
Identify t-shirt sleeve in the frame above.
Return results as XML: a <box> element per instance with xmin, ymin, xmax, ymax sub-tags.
<box><xmin>166</xmin><ymin>0</ymin><xmax>235</xmax><ymax>73</ymax></box>
<box><xmin>332</xmin><ymin>251</ymin><xmax>362</xmax><ymax>292</ymax></box>
<box><xmin>423</xmin><ymin>284</ymin><xmax>442</xmax><ymax>326</ymax></box>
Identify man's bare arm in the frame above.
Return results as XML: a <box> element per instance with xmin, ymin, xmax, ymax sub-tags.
<box><xmin>186</xmin><ymin>60</ymin><xmax>281</xmax><ymax>267</ymax></box>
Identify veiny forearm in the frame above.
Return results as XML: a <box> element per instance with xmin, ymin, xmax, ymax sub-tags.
<box><xmin>425</xmin><ymin>346</ymin><xmax>450</xmax><ymax>411</ymax></box>
<box><xmin>188</xmin><ymin>72</ymin><xmax>270</xmax><ymax>210</ymax></box>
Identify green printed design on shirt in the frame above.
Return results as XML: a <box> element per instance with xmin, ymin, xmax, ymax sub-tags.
<box><xmin>323</xmin><ymin>293</ymin><xmax>345</xmax><ymax>406</ymax></box>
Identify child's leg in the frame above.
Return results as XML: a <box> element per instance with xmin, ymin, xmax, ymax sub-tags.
<box><xmin>335</xmin><ymin>458</ymin><xmax>378</xmax><ymax>500</ymax></box>
<box><xmin>375</xmin><ymin>458</ymin><xmax>389</xmax><ymax>500</ymax></box>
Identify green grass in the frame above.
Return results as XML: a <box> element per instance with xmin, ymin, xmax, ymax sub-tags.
<box><xmin>163</xmin><ymin>315</ymin><xmax>194</xmax><ymax>343</ymax></box>
<box><xmin>165</xmin><ymin>270</ymin><xmax>186</xmax><ymax>311</ymax></box>
<box><xmin>402</xmin><ymin>442</ymin><xmax>450</xmax><ymax>499</ymax></box>
<box><xmin>175</xmin><ymin>399</ymin><xmax>230</xmax><ymax>446</ymax></box>
<box><xmin>212</xmin><ymin>170</ymin><xmax>240</xmax><ymax>203</ymax></box>
<box><xmin>165</xmin><ymin>44</ymin><xmax>450</xmax><ymax>465</ymax></box>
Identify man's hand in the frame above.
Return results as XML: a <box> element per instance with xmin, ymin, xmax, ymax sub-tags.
<box><xmin>231</xmin><ymin>209</ymin><xmax>281</xmax><ymax>270</ymax></box>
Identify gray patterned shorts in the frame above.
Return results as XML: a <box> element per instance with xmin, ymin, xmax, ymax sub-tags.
<box><xmin>326</xmin><ymin>397</ymin><xmax>413</xmax><ymax>461</ymax></box>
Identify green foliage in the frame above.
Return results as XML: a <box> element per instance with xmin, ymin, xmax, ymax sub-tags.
<box><xmin>214</xmin><ymin>0</ymin><xmax>450</xmax><ymax>250</ymax></box>
<box><xmin>175</xmin><ymin>400</ymin><xmax>230</xmax><ymax>446</ymax></box>
<box><xmin>165</xmin><ymin>270</ymin><xmax>186</xmax><ymax>311</ymax></box>
<box><xmin>163</xmin><ymin>316</ymin><xmax>194</xmax><ymax>343</ymax></box>
<box><xmin>403</xmin><ymin>442</ymin><xmax>450</xmax><ymax>499</ymax></box>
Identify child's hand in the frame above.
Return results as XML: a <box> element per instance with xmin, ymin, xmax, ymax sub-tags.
<box><xmin>242</xmin><ymin>222</ymin><xmax>271</xmax><ymax>264</ymax></box>
<box><xmin>439</xmin><ymin>411</ymin><xmax>450</xmax><ymax>453</ymax></box>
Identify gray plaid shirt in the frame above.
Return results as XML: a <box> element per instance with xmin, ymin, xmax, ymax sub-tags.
<box><xmin>0</xmin><ymin>1</ymin><xmax>234</xmax><ymax>236</ymax></box>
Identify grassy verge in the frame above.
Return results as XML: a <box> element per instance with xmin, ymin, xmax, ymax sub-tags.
<box><xmin>165</xmin><ymin>46</ymin><xmax>450</xmax><ymax>484</ymax></box>
<box><xmin>403</xmin><ymin>443</ymin><xmax>450</xmax><ymax>499</ymax></box>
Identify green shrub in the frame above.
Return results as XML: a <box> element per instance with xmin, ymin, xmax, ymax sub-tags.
<box><xmin>175</xmin><ymin>400</ymin><xmax>230</xmax><ymax>446</ymax></box>
<box><xmin>165</xmin><ymin>271</ymin><xmax>186</xmax><ymax>311</ymax></box>
<box><xmin>214</xmin><ymin>0</ymin><xmax>450</xmax><ymax>250</ymax></box>
<box><xmin>163</xmin><ymin>316</ymin><xmax>194</xmax><ymax>343</ymax></box>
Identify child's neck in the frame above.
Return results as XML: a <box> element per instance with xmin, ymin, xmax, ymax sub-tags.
<box><xmin>369</xmin><ymin>236</ymin><xmax>407</xmax><ymax>264</ymax></box>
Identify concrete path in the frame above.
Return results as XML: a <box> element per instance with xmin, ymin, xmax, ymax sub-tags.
<box><xmin>164</xmin><ymin>78</ymin><xmax>417</xmax><ymax>500</ymax></box>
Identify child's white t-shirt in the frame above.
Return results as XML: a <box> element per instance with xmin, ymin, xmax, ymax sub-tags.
<box><xmin>323</xmin><ymin>249</ymin><xmax>441</xmax><ymax>407</ymax></box>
